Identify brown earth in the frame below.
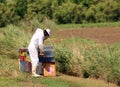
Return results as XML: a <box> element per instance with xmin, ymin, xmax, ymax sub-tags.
<box><xmin>54</xmin><ymin>27</ymin><xmax>120</xmax><ymax>43</ymax></box>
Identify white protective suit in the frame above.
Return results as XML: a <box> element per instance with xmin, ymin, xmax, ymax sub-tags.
<box><xmin>28</xmin><ymin>28</ymin><xmax>44</xmax><ymax>76</ymax></box>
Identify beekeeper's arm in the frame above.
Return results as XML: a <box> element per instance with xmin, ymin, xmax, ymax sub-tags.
<box><xmin>39</xmin><ymin>45</ymin><xmax>44</xmax><ymax>55</ymax></box>
<box><xmin>38</xmin><ymin>36</ymin><xmax>44</xmax><ymax>56</ymax></box>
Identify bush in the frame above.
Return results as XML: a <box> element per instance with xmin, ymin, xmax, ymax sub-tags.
<box><xmin>53</xmin><ymin>2</ymin><xmax>77</xmax><ymax>24</ymax></box>
<box><xmin>80</xmin><ymin>44</ymin><xmax>120</xmax><ymax>84</ymax></box>
<box><xmin>54</xmin><ymin>47</ymin><xmax>73</xmax><ymax>74</ymax></box>
<box><xmin>54</xmin><ymin>43</ymin><xmax>83</xmax><ymax>76</ymax></box>
<box><xmin>0</xmin><ymin>25</ymin><xmax>30</xmax><ymax>58</ymax></box>
<box><xmin>54</xmin><ymin>38</ymin><xmax>120</xmax><ymax>85</ymax></box>
<box><xmin>0</xmin><ymin>1</ymin><xmax>20</xmax><ymax>27</ymax></box>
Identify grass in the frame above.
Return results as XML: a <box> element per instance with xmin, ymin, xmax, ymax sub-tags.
<box><xmin>33</xmin><ymin>77</ymin><xmax>70</xmax><ymax>87</ymax></box>
<box><xmin>54</xmin><ymin>36</ymin><xmax>120</xmax><ymax>85</ymax></box>
<box><xmin>0</xmin><ymin>21</ymin><xmax>120</xmax><ymax>87</ymax></box>
<box><xmin>0</xmin><ymin>74</ymin><xmax>118</xmax><ymax>87</ymax></box>
<box><xmin>57</xmin><ymin>21</ymin><xmax>120</xmax><ymax>29</ymax></box>
<box><xmin>0</xmin><ymin>41</ymin><xmax>119</xmax><ymax>87</ymax></box>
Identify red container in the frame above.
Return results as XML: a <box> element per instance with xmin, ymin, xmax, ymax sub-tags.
<box><xmin>20</xmin><ymin>56</ymin><xmax>25</xmax><ymax>61</ymax></box>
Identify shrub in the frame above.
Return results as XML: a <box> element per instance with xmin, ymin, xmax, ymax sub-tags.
<box><xmin>80</xmin><ymin>44</ymin><xmax>120</xmax><ymax>84</ymax></box>
<box><xmin>54</xmin><ymin>37</ymin><xmax>120</xmax><ymax>85</ymax></box>
<box><xmin>54</xmin><ymin>47</ymin><xmax>73</xmax><ymax>74</ymax></box>
<box><xmin>0</xmin><ymin>25</ymin><xmax>30</xmax><ymax>58</ymax></box>
<box><xmin>54</xmin><ymin>40</ymin><xmax>84</xmax><ymax>76</ymax></box>
<box><xmin>53</xmin><ymin>2</ymin><xmax>77</xmax><ymax>24</ymax></box>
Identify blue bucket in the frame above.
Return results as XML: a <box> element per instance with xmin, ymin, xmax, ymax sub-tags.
<box><xmin>20</xmin><ymin>61</ymin><xmax>25</xmax><ymax>72</ymax></box>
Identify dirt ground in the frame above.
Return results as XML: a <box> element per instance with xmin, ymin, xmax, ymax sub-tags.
<box><xmin>54</xmin><ymin>27</ymin><xmax>120</xmax><ymax>43</ymax></box>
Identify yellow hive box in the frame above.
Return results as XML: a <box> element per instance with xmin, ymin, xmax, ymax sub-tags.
<box><xmin>42</xmin><ymin>62</ymin><xmax>56</xmax><ymax>77</ymax></box>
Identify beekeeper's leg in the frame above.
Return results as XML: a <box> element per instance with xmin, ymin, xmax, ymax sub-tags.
<box><xmin>36</xmin><ymin>62</ymin><xmax>42</xmax><ymax>75</ymax></box>
<box><xmin>28</xmin><ymin>47</ymin><xmax>41</xmax><ymax>77</ymax></box>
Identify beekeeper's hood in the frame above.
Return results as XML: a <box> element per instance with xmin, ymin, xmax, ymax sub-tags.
<box><xmin>45</xmin><ymin>29</ymin><xmax>51</xmax><ymax>36</ymax></box>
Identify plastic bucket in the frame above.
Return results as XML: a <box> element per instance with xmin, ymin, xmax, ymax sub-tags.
<box><xmin>20</xmin><ymin>61</ymin><xmax>25</xmax><ymax>72</ymax></box>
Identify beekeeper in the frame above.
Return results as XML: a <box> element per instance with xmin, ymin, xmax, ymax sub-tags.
<box><xmin>28</xmin><ymin>28</ymin><xmax>51</xmax><ymax>77</ymax></box>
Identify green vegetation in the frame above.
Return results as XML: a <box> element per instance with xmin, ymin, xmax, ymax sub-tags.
<box><xmin>0</xmin><ymin>25</ymin><xmax>30</xmax><ymax>58</ymax></box>
<box><xmin>0</xmin><ymin>75</ymin><xmax>70</xmax><ymax>87</ymax></box>
<box><xmin>57</xmin><ymin>22</ymin><xmax>120</xmax><ymax>29</ymax></box>
<box><xmin>0</xmin><ymin>0</ymin><xmax>120</xmax><ymax>86</ymax></box>
<box><xmin>0</xmin><ymin>21</ymin><xmax>120</xmax><ymax>87</ymax></box>
<box><xmin>0</xmin><ymin>74</ymin><xmax>118</xmax><ymax>87</ymax></box>
<box><xmin>54</xmin><ymin>35</ymin><xmax>120</xmax><ymax>85</ymax></box>
<box><xmin>0</xmin><ymin>0</ymin><xmax>120</xmax><ymax>27</ymax></box>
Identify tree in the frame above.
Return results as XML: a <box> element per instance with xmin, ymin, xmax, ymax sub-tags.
<box><xmin>25</xmin><ymin>0</ymin><xmax>54</xmax><ymax>21</ymax></box>
<box><xmin>53</xmin><ymin>1</ymin><xmax>77</xmax><ymax>24</ymax></box>
<box><xmin>0</xmin><ymin>0</ymin><xmax>6</xmax><ymax>3</ymax></box>
<box><xmin>0</xmin><ymin>1</ymin><xmax>19</xmax><ymax>27</ymax></box>
<box><xmin>15</xmin><ymin>0</ymin><xmax>28</xmax><ymax>18</ymax></box>
<box><xmin>103</xmin><ymin>0</ymin><xmax>120</xmax><ymax>22</ymax></box>
<box><xmin>0</xmin><ymin>3</ymin><xmax>6</xmax><ymax>27</ymax></box>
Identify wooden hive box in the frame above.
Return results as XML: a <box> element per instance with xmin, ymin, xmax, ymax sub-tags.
<box><xmin>42</xmin><ymin>62</ymin><xmax>56</xmax><ymax>76</ymax></box>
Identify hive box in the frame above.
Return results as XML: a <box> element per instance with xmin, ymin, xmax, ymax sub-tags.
<box><xmin>19</xmin><ymin>48</ymin><xmax>31</xmax><ymax>72</ymax></box>
<box><xmin>20</xmin><ymin>61</ymin><xmax>31</xmax><ymax>72</ymax></box>
<box><xmin>39</xmin><ymin>57</ymin><xmax>55</xmax><ymax>62</ymax></box>
<box><xmin>42</xmin><ymin>62</ymin><xmax>56</xmax><ymax>76</ymax></box>
<box><xmin>25</xmin><ymin>61</ymin><xmax>31</xmax><ymax>72</ymax></box>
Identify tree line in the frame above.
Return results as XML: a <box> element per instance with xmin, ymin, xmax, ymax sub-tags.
<box><xmin>0</xmin><ymin>0</ymin><xmax>120</xmax><ymax>27</ymax></box>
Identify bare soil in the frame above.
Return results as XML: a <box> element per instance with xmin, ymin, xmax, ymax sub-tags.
<box><xmin>54</xmin><ymin>27</ymin><xmax>120</xmax><ymax>43</ymax></box>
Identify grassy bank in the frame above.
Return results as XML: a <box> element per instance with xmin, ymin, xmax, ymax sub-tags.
<box><xmin>0</xmin><ymin>54</ymin><xmax>118</xmax><ymax>87</ymax></box>
<box><xmin>54</xmin><ymin>37</ymin><xmax>120</xmax><ymax>85</ymax></box>
<box><xmin>0</xmin><ymin>22</ymin><xmax>120</xmax><ymax>86</ymax></box>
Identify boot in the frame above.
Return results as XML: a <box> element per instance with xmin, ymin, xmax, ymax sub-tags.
<box><xmin>36</xmin><ymin>63</ymin><xmax>43</xmax><ymax>75</ymax></box>
<box><xmin>32</xmin><ymin>66</ymin><xmax>41</xmax><ymax>77</ymax></box>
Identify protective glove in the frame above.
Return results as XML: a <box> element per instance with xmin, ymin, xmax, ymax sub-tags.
<box><xmin>39</xmin><ymin>45</ymin><xmax>44</xmax><ymax>56</ymax></box>
<box><xmin>39</xmin><ymin>50</ymin><xmax>44</xmax><ymax>56</ymax></box>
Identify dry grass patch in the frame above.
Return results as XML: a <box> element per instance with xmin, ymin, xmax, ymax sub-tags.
<box><xmin>58</xmin><ymin>75</ymin><xmax>119</xmax><ymax>87</ymax></box>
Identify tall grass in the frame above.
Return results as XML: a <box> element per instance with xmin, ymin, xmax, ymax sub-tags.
<box><xmin>18</xmin><ymin>18</ymin><xmax>57</xmax><ymax>32</ymax></box>
<box><xmin>81</xmin><ymin>44</ymin><xmax>120</xmax><ymax>82</ymax></box>
<box><xmin>54</xmin><ymin>37</ymin><xmax>120</xmax><ymax>85</ymax></box>
<box><xmin>0</xmin><ymin>24</ymin><xmax>30</xmax><ymax>58</ymax></box>
<box><xmin>0</xmin><ymin>55</ymin><xmax>19</xmax><ymax>77</ymax></box>
<box><xmin>0</xmin><ymin>20</ymin><xmax>120</xmax><ymax>86</ymax></box>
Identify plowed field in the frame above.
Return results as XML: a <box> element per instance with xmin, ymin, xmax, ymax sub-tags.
<box><xmin>54</xmin><ymin>27</ymin><xmax>120</xmax><ymax>43</ymax></box>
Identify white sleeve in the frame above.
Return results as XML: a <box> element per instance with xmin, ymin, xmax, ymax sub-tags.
<box><xmin>38</xmin><ymin>34</ymin><xmax>44</xmax><ymax>51</ymax></box>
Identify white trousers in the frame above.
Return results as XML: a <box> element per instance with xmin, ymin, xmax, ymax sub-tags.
<box><xmin>28</xmin><ymin>44</ymin><xmax>42</xmax><ymax>74</ymax></box>
<box><xmin>28</xmin><ymin>44</ymin><xmax>39</xmax><ymax>67</ymax></box>
<box><xmin>28</xmin><ymin>48</ymin><xmax>39</xmax><ymax>67</ymax></box>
